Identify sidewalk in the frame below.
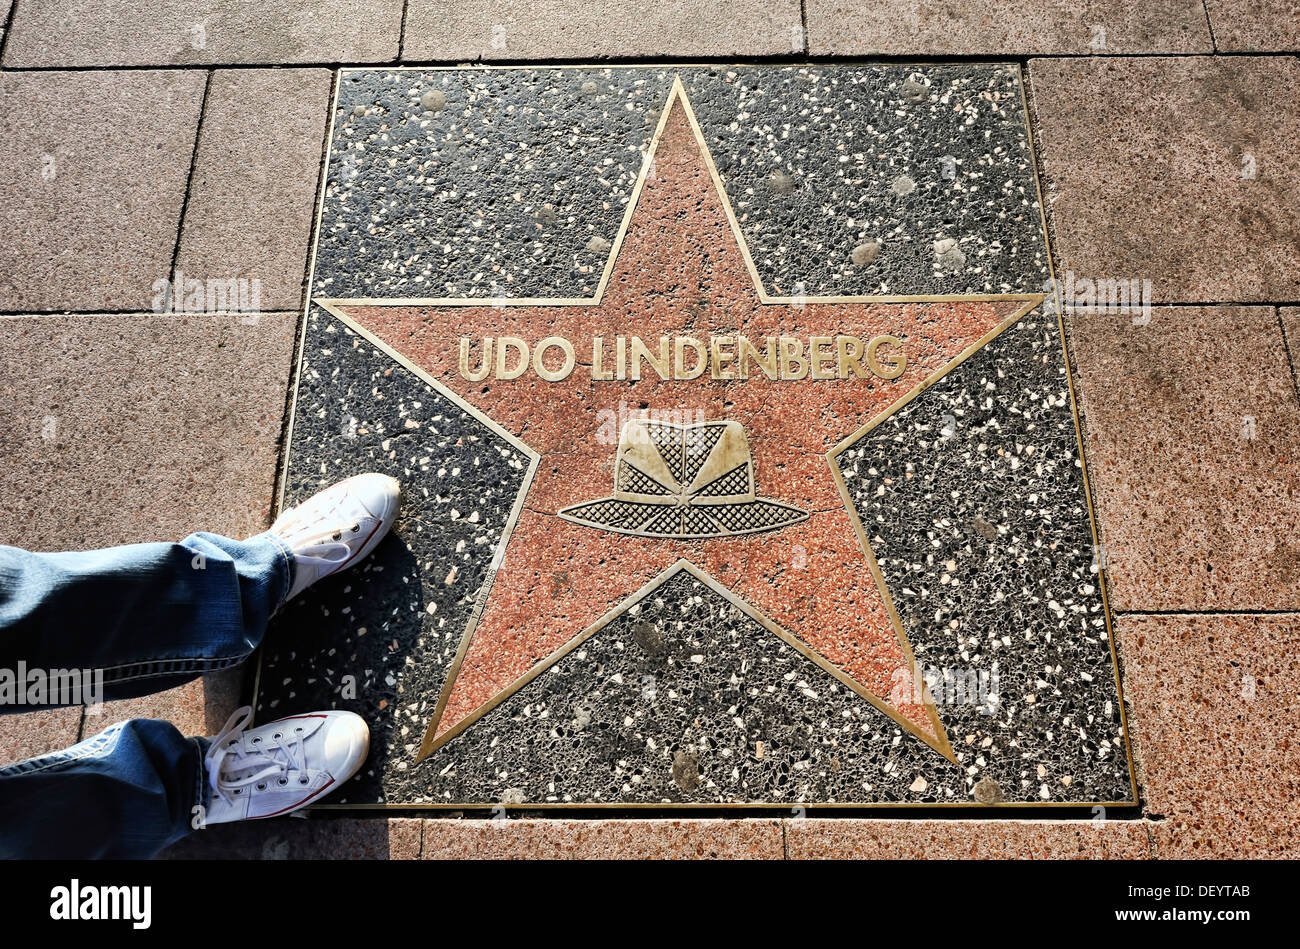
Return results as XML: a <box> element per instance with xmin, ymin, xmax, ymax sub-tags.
<box><xmin>1</xmin><ymin>1</ymin><xmax>1297</xmax><ymax>858</ymax></box>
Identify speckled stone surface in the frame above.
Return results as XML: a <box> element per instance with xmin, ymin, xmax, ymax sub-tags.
<box><xmin>1067</xmin><ymin>306</ymin><xmax>1300</xmax><ymax>611</ymax></box>
<box><xmin>94</xmin><ymin>667</ymin><xmax>244</xmax><ymax>744</ymax></box>
<box><xmin>785</xmin><ymin>817</ymin><xmax>1151</xmax><ymax>858</ymax></box>
<box><xmin>1029</xmin><ymin>56</ymin><xmax>1300</xmax><ymax>303</ymax></box>
<box><xmin>0</xmin><ymin>313</ymin><xmax>297</xmax><ymax>550</ymax></box>
<box><xmin>1119</xmin><ymin>614</ymin><xmax>1299</xmax><ymax>858</ymax></box>
<box><xmin>315</xmin><ymin>65</ymin><xmax>1048</xmax><ymax>300</ymax></box>
<box><xmin>408</xmin><ymin>570</ymin><xmax>974</xmax><ymax>805</ymax></box>
<box><xmin>161</xmin><ymin>817</ymin><xmax>421</xmax><ymax>859</ymax></box>
<box><xmin>837</xmin><ymin>312</ymin><xmax>1132</xmax><ymax>803</ymax></box>
<box><xmin>421</xmin><ymin>818</ymin><xmax>782</xmax><ymax>859</ymax></box>
<box><xmin>0</xmin><ymin>70</ymin><xmax>205</xmax><ymax>311</ymax></box>
<box><xmin>402</xmin><ymin>1</ymin><xmax>804</xmax><ymax>60</ymax></box>
<box><xmin>258</xmin><ymin>65</ymin><xmax>1132</xmax><ymax>809</ymax></box>
<box><xmin>806</xmin><ymin>1</ymin><xmax>1212</xmax><ymax>55</ymax></box>
<box><xmin>0</xmin><ymin>708</ymin><xmax>81</xmax><ymax>769</ymax></box>
<box><xmin>1</xmin><ymin>0</ymin><xmax>404</xmax><ymax>67</ymax></box>
<box><xmin>1205</xmin><ymin>1</ymin><xmax>1300</xmax><ymax>52</ymax></box>
<box><xmin>176</xmin><ymin>68</ymin><xmax>331</xmax><ymax>312</ymax></box>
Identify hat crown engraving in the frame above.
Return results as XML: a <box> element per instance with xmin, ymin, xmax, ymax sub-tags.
<box><xmin>558</xmin><ymin>418</ymin><xmax>808</xmax><ymax>539</ymax></box>
<box><xmin>614</xmin><ymin>419</ymin><xmax>755</xmax><ymax>506</ymax></box>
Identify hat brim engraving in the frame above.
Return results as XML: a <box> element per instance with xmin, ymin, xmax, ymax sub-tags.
<box><xmin>557</xmin><ymin>496</ymin><xmax>808</xmax><ymax>539</ymax></box>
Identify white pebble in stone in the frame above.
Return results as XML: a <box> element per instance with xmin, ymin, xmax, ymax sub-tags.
<box><xmin>933</xmin><ymin>238</ymin><xmax>966</xmax><ymax>269</ymax></box>
<box><xmin>891</xmin><ymin>175</ymin><xmax>916</xmax><ymax>197</ymax></box>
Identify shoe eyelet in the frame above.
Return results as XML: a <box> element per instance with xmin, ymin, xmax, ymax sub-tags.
<box><xmin>332</xmin><ymin>532</ymin><xmax>342</xmax><ymax>541</ymax></box>
<box><xmin>300</xmin><ymin>777</ymin><xmax>310</xmax><ymax>785</ymax></box>
<box><xmin>351</xmin><ymin>524</ymin><xmax>360</xmax><ymax>533</ymax></box>
<box><xmin>251</xmin><ymin>736</ymin><xmax>261</xmax><ymax>744</ymax></box>
<box><xmin>256</xmin><ymin>783</ymin><xmax>266</xmax><ymax>791</ymax></box>
<box><xmin>278</xmin><ymin>777</ymin><xmax>288</xmax><ymax>786</ymax></box>
<box><xmin>295</xmin><ymin>727</ymin><xmax>303</xmax><ymax>733</ymax></box>
<box><xmin>273</xmin><ymin>733</ymin><xmax>282</xmax><ymax>740</ymax></box>
<box><xmin>233</xmin><ymin>789</ymin><xmax>242</xmax><ymax>795</ymax></box>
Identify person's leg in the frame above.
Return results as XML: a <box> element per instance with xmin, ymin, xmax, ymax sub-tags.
<box><xmin>0</xmin><ymin>532</ymin><xmax>291</xmax><ymax>706</ymax></box>
<box><xmin>0</xmin><ymin>718</ymin><xmax>204</xmax><ymax>859</ymax></box>
<box><xmin>0</xmin><ymin>705</ymin><xmax>370</xmax><ymax>859</ymax></box>
<box><xmin>0</xmin><ymin>473</ymin><xmax>399</xmax><ymax>858</ymax></box>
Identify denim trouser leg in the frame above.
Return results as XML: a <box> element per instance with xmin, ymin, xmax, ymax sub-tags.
<box><xmin>0</xmin><ymin>531</ymin><xmax>292</xmax><ymax>859</ymax></box>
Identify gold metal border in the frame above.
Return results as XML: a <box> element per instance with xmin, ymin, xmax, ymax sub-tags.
<box><xmin>258</xmin><ymin>62</ymin><xmax>1140</xmax><ymax>811</ymax></box>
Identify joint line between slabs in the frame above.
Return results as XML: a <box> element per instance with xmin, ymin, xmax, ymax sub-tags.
<box><xmin>397</xmin><ymin>0</ymin><xmax>413</xmax><ymax>62</ymax></box>
<box><xmin>0</xmin><ymin>0</ymin><xmax>20</xmax><ymax>66</ymax></box>
<box><xmin>1276</xmin><ymin>308</ymin><xmax>1300</xmax><ymax>412</ymax></box>
<box><xmin>1115</xmin><ymin>608</ymin><xmax>1300</xmax><ymax>617</ymax></box>
<box><xmin>7</xmin><ymin>50</ymin><xmax>1300</xmax><ymax>74</ymax></box>
<box><xmin>1201</xmin><ymin>0</ymin><xmax>1219</xmax><ymax>52</ymax></box>
<box><xmin>165</xmin><ymin>69</ymin><xmax>214</xmax><ymax>308</ymax></box>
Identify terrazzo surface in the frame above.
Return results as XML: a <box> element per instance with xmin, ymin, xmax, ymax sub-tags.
<box><xmin>257</xmin><ymin>64</ymin><xmax>1133</xmax><ymax>808</ymax></box>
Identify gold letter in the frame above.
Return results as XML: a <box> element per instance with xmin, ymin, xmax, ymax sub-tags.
<box><xmin>866</xmin><ymin>334</ymin><xmax>907</xmax><ymax>380</ymax></box>
<box><xmin>591</xmin><ymin>338</ymin><xmax>613</xmax><ymax>380</ymax></box>
<box><xmin>496</xmin><ymin>336</ymin><xmax>529</xmax><ymax>380</ymax></box>
<box><xmin>737</xmin><ymin>336</ymin><xmax>778</xmax><ymax>380</ymax></box>
<box><xmin>629</xmin><ymin>336</ymin><xmax>670</xmax><ymax>381</ymax></box>
<box><xmin>459</xmin><ymin>337</ymin><xmax>493</xmax><ymax>382</ymax></box>
<box><xmin>779</xmin><ymin>336</ymin><xmax>809</xmax><ymax>380</ymax></box>
<box><xmin>675</xmin><ymin>337</ymin><xmax>707</xmax><ymax>380</ymax></box>
<box><xmin>532</xmin><ymin>336</ymin><xmax>576</xmax><ymax>382</ymax></box>
<box><xmin>836</xmin><ymin>336</ymin><xmax>869</xmax><ymax>378</ymax></box>
<box><xmin>710</xmin><ymin>335</ymin><xmax>736</xmax><ymax>380</ymax></box>
<box><xmin>809</xmin><ymin>336</ymin><xmax>836</xmax><ymax>379</ymax></box>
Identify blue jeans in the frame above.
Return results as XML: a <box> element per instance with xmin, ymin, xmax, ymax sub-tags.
<box><xmin>0</xmin><ymin>532</ymin><xmax>292</xmax><ymax>858</ymax></box>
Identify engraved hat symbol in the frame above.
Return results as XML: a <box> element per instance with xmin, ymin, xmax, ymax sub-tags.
<box><xmin>558</xmin><ymin>418</ymin><xmax>808</xmax><ymax>539</ymax></box>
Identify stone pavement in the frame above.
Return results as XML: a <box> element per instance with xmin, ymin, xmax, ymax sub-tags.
<box><xmin>1</xmin><ymin>2</ymin><xmax>1298</xmax><ymax>858</ymax></box>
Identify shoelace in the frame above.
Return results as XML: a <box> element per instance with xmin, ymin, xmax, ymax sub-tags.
<box><xmin>276</xmin><ymin>498</ymin><xmax>369</xmax><ymax>570</ymax></box>
<box><xmin>204</xmin><ymin>706</ymin><xmax>311</xmax><ymax>806</ymax></box>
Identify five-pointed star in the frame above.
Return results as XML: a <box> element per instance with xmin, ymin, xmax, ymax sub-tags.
<box><xmin>320</xmin><ymin>79</ymin><xmax>1041</xmax><ymax>764</ymax></box>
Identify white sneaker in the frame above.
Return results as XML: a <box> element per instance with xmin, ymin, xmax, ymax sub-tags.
<box><xmin>202</xmin><ymin>706</ymin><xmax>369</xmax><ymax>824</ymax></box>
<box><xmin>271</xmin><ymin>472</ymin><xmax>401</xmax><ymax>601</ymax></box>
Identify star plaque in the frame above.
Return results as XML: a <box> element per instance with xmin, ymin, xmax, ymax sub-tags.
<box><xmin>259</xmin><ymin>65</ymin><xmax>1136</xmax><ymax>809</ymax></box>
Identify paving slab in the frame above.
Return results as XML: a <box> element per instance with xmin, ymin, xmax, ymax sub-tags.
<box><xmin>2</xmin><ymin>0</ymin><xmax>403</xmax><ymax>67</ymax></box>
<box><xmin>1205</xmin><ymin>0</ymin><xmax>1300</xmax><ymax>52</ymax></box>
<box><xmin>402</xmin><ymin>0</ymin><xmax>805</xmax><ymax>60</ymax></box>
<box><xmin>1030</xmin><ymin>56</ymin><xmax>1300</xmax><ymax>303</ymax></box>
<box><xmin>0</xmin><ymin>312</ymin><xmax>297</xmax><ymax>551</ymax></box>
<box><xmin>91</xmin><ymin>666</ymin><xmax>245</xmax><ymax>746</ymax></box>
<box><xmin>256</xmin><ymin>64</ymin><xmax>1132</xmax><ymax>811</ymax></box>
<box><xmin>785</xmin><ymin>817</ymin><xmax>1151</xmax><ymax>858</ymax></box>
<box><xmin>176</xmin><ymin>68</ymin><xmax>331</xmax><ymax>313</ymax></box>
<box><xmin>1067</xmin><ymin>306</ymin><xmax>1300</xmax><ymax>611</ymax></box>
<box><xmin>0</xmin><ymin>70</ymin><xmax>205</xmax><ymax>312</ymax></box>
<box><xmin>1118</xmin><ymin>614</ymin><xmax>1300</xmax><ymax>858</ymax></box>
<box><xmin>0</xmin><ymin>708</ymin><xmax>82</xmax><ymax>769</ymax></box>
<box><xmin>420</xmin><ymin>818</ymin><xmax>782</xmax><ymax>859</ymax></box>
<box><xmin>807</xmin><ymin>0</ymin><xmax>1212</xmax><ymax>55</ymax></box>
<box><xmin>162</xmin><ymin>817</ymin><xmax>421</xmax><ymax>858</ymax></box>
